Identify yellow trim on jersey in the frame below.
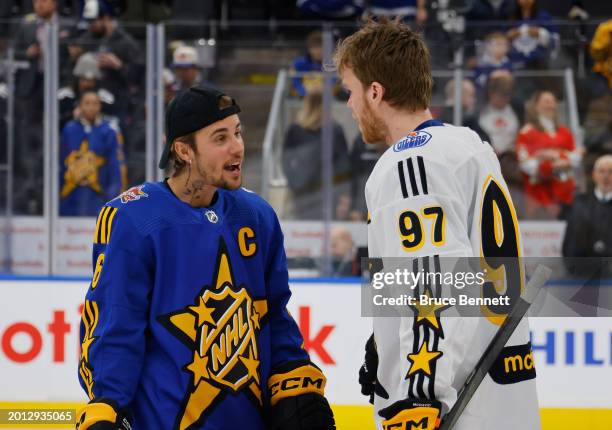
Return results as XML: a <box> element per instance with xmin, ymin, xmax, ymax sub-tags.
<box><xmin>93</xmin><ymin>207</ymin><xmax>118</xmax><ymax>245</ymax></box>
<box><xmin>80</xmin><ymin>300</ymin><xmax>99</xmax><ymax>399</ymax></box>
<box><xmin>93</xmin><ymin>208</ymin><xmax>106</xmax><ymax>243</ymax></box>
<box><xmin>93</xmin><ymin>207</ymin><xmax>117</xmax><ymax>245</ymax></box>
<box><xmin>106</xmin><ymin>208</ymin><xmax>117</xmax><ymax>243</ymax></box>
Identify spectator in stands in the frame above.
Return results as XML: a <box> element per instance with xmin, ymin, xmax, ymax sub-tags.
<box><xmin>282</xmin><ymin>88</ymin><xmax>350</xmax><ymax>219</ymax></box>
<box><xmin>465</xmin><ymin>0</ymin><xmax>515</xmax><ymax>43</ymax></box>
<box><xmin>439</xmin><ymin>78</ymin><xmax>491</xmax><ymax>143</ymax></box>
<box><xmin>506</xmin><ymin>0</ymin><xmax>557</xmax><ymax>68</ymax></box>
<box><xmin>60</xmin><ymin>90</ymin><xmax>123</xmax><ymax>216</ymax></box>
<box><xmin>296</xmin><ymin>0</ymin><xmax>363</xmax><ymax>20</ymax></box>
<box><xmin>69</xmin><ymin>0</ymin><xmax>140</xmax><ymax>123</ymax></box>
<box><xmin>589</xmin><ymin>19</ymin><xmax>612</xmax><ymax>90</ymax></box>
<box><xmin>291</xmin><ymin>30</ymin><xmax>325</xmax><ymax>98</ymax></box>
<box><xmin>58</xmin><ymin>52</ymin><xmax>117</xmax><ymax>130</ymax></box>
<box><xmin>580</xmin><ymin>119</ymin><xmax>612</xmax><ymax>200</ymax></box>
<box><xmin>12</xmin><ymin>0</ymin><xmax>70</xmax><ymax>214</ymax></box>
<box><xmin>349</xmin><ymin>135</ymin><xmax>385</xmax><ymax>220</ymax></box>
<box><xmin>517</xmin><ymin>90</ymin><xmax>581</xmax><ymax>219</ymax></box>
<box><xmin>466</xmin><ymin>0</ymin><xmax>514</xmax><ymax>21</ymax></box>
<box><xmin>163</xmin><ymin>68</ymin><xmax>178</xmax><ymax>106</ymax></box>
<box><xmin>13</xmin><ymin>0</ymin><xmax>68</xmax><ymax>114</ymax></box>
<box><xmin>366</xmin><ymin>0</ymin><xmax>427</xmax><ymax>23</ymax></box>
<box><xmin>330</xmin><ymin>226</ymin><xmax>357</xmax><ymax>277</ymax></box>
<box><xmin>478</xmin><ymin>72</ymin><xmax>519</xmax><ymax>154</ymax></box>
<box><xmin>474</xmin><ymin>31</ymin><xmax>513</xmax><ymax>88</ymax></box>
<box><xmin>171</xmin><ymin>45</ymin><xmax>204</xmax><ymax>93</ymax></box>
<box><xmin>562</xmin><ymin>154</ymin><xmax>612</xmax><ymax>260</ymax></box>
<box><xmin>0</xmin><ymin>2</ymin><xmax>15</xmax><ymax>36</ymax></box>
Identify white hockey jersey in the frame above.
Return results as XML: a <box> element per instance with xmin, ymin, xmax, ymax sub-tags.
<box><xmin>365</xmin><ymin>119</ymin><xmax>540</xmax><ymax>430</ymax></box>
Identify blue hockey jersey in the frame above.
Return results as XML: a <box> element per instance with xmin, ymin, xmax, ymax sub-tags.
<box><xmin>60</xmin><ymin>118</ymin><xmax>123</xmax><ymax>216</ymax></box>
<box><xmin>78</xmin><ymin>182</ymin><xmax>310</xmax><ymax>429</ymax></box>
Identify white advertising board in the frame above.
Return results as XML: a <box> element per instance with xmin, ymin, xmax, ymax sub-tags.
<box><xmin>0</xmin><ymin>219</ymin><xmax>566</xmax><ymax>276</ymax></box>
<box><xmin>0</xmin><ymin>280</ymin><xmax>610</xmax><ymax>410</ymax></box>
<box><xmin>0</xmin><ymin>217</ymin><xmax>49</xmax><ymax>275</ymax></box>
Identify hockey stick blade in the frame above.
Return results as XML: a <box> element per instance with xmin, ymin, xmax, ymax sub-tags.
<box><xmin>438</xmin><ymin>265</ymin><xmax>552</xmax><ymax>430</ymax></box>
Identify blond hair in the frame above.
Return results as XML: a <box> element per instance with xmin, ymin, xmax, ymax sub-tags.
<box><xmin>296</xmin><ymin>90</ymin><xmax>323</xmax><ymax>130</ymax></box>
<box><xmin>333</xmin><ymin>17</ymin><xmax>433</xmax><ymax>112</ymax></box>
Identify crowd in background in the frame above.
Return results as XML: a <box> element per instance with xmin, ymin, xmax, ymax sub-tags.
<box><xmin>0</xmin><ymin>0</ymin><xmax>611</xmax><ymax>271</ymax></box>
<box><xmin>285</xmin><ymin>8</ymin><xmax>611</xmax><ymax>226</ymax></box>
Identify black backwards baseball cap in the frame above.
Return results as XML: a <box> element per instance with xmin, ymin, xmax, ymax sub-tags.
<box><xmin>159</xmin><ymin>87</ymin><xmax>241</xmax><ymax>169</ymax></box>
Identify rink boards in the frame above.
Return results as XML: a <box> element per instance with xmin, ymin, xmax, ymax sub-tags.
<box><xmin>0</xmin><ymin>279</ymin><xmax>610</xmax><ymax>429</ymax></box>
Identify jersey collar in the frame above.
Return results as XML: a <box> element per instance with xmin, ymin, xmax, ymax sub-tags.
<box><xmin>414</xmin><ymin>119</ymin><xmax>445</xmax><ymax>131</ymax></box>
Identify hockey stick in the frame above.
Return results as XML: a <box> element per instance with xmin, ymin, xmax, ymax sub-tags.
<box><xmin>438</xmin><ymin>264</ymin><xmax>552</xmax><ymax>430</ymax></box>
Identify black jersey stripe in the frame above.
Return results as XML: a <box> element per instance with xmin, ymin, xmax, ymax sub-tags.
<box><xmin>398</xmin><ymin>160</ymin><xmax>409</xmax><ymax>198</ymax></box>
<box><xmin>417</xmin><ymin>156</ymin><xmax>428</xmax><ymax>194</ymax></box>
<box><xmin>433</xmin><ymin>255</ymin><xmax>441</xmax><ymax>298</ymax></box>
<box><xmin>416</xmin><ymin>328</ymin><xmax>430</xmax><ymax>399</ymax></box>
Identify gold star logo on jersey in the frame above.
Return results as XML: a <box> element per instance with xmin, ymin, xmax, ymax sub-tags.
<box><xmin>406</xmin><ymin>343</ymin><xmax>443</xmax><ymax>378</ymax></box>
<box><xmin>409</xmin><ymin>288</ymin><xmax>451</xmax><ymax>338</ymax></box>
<box><xmin>159</xmin><ymin>239</ymin><xmax>268</xmax><ymax>430</ymax></box>
<box><xmin>61</xmin><ymin>140</ymin><xmax>106</xmax><ymax>198</ymax></box>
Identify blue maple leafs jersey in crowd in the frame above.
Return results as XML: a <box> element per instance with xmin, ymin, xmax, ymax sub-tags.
<box><xmin>78</xmin><ymin>181</ymin><xmax>309</xmax><ymax>430</ymax></box>
<box><xmin>60</xmin><ymin>119</ymin><xmax>123</xmax><ymax>216</ymax></box>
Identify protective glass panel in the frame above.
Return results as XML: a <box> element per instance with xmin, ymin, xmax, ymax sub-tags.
<box><xmin>54</xmin><ymin>21</ymin><xmax>148</xmax><ymax>275</ymax></box>
<box><xmin>0</xmin><ymin>17</ymin><xmax>49</xmax><ymax>274</ymax></box>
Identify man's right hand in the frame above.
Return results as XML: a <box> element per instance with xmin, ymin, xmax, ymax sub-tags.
<box><xmin>75</xmin><ymin>398</ymin><xmax>131</xmax><ymax>430</ymax></box>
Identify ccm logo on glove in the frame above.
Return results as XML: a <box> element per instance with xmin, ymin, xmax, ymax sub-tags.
<box><xmin>268</xmin><ymin>364</ymin><xmax>326</xmax><ymax>406</ymax></box>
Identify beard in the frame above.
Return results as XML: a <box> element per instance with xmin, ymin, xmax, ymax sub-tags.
<box><xmin>359</xmin><ymin>100</ymin><xmax>389</xmax><ymax>144</ymax></box>
<box><xmin>194</xmin><ymin>162</ymin><xmax>241</xmax><ymax>191</ymax></box>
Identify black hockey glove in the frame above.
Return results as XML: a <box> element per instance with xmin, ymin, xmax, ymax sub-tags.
<box><xmin>267</xmin><ymin>360</ymin><xmax>336</xmax><ymax>430</ymax></box>
<box><xmin>75</xmin><ymin>398</ymin><xmax>132</xmax><ymax>430</ymax></box>
<box><xmin>358</xmin><ymin>333</ymin><xmax>378</xmax><ymax>404</ymax></box>
<box><xmin>378</xmin><ymin>398</ymin><xmax>442</xmax><ymax>430</ymax></box>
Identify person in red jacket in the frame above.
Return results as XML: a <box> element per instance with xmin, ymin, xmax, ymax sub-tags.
<box><xmin>517</xmin><ymin>90</ymin><xmax>581</xmax><ymax>218</ymax></box>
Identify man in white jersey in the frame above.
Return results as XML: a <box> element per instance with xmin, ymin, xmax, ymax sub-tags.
<box><xmin>334</xmin><ymin>19</ymin><xmax>540</xmax><ymax>430</ymax></box>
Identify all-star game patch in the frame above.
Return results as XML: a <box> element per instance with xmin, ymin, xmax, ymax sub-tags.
<box><xmin>158</xmin><ymin>239</ymin><xmax>268</xmax><ymax>429</ymax></box>
<box><xmin>119</xmin><ymin>185</ymin><xmax>149</xmax><ymax>204</ymax></box>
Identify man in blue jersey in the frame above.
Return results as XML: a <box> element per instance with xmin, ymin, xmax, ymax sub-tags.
<box><xmin>75</xmin><ymin>87</ymin><xmax>336</xmax><ymax>430</ymax></box>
